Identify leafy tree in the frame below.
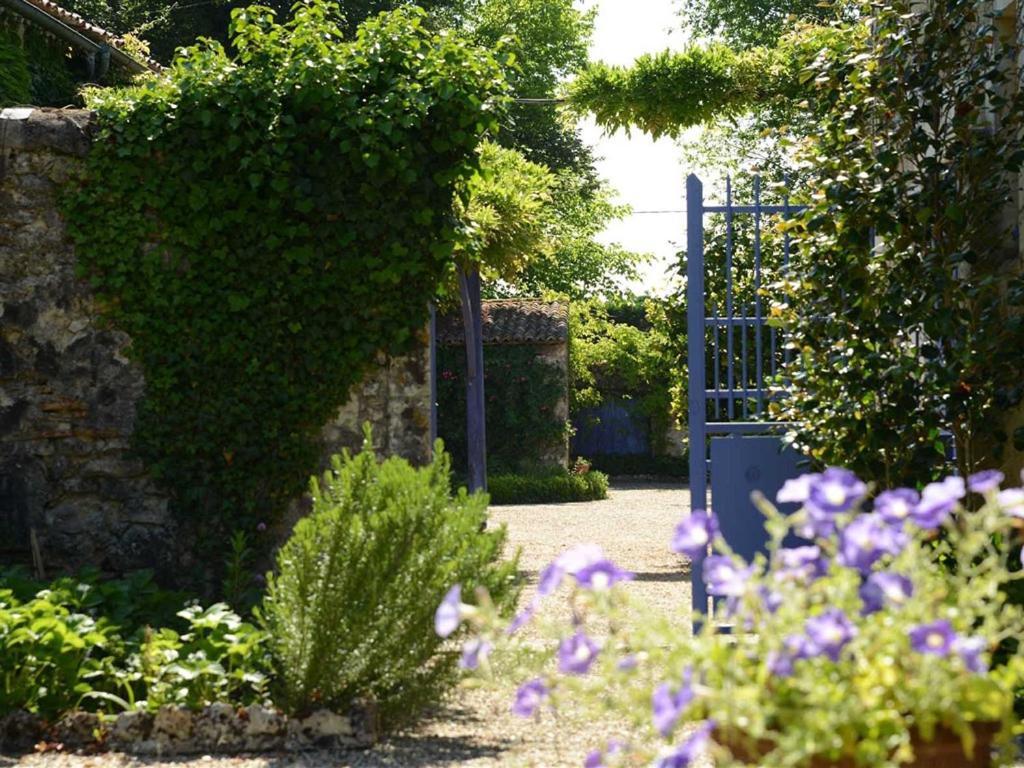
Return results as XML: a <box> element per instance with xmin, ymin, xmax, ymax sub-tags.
<box><xmin>773</xmin><ymin>0</ymin><xmax>1024</xmax><ymax>485</ymax></box>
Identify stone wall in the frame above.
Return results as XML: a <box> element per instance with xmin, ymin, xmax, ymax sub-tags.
<box><xmin>0</xmin><ymin>108</ymin><xmax>431</xmax><ymax>581</ymax></box>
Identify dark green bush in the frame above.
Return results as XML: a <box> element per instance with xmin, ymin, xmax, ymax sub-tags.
<box><xmin>0</xmin><ymin>30</ymin><xmax>31</xmax><ymax>107</ymax></box>
<box><xmin>586</xmin><ymin>453</ymin><xmax>687</xmax><ymax>479</ymax></box>
<box><xmin>0</xmin><ymin>569</ymin><xmax>271</xmax><ymax>719</ymax></box>
<box><xmin>487</xmin><ymin>467</ymin><xmax>609</xmax><ymax>504</ymax></box>
<box><xmin>261</xmin><ymin>432</ymin><xmax>519</xmax><ymax>726</ymax></box>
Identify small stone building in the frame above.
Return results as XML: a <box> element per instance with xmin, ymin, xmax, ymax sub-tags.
<box><xmin>0</xmin><ymin>108</ymin><xmax>432</xmax><ymax>580</ymax></box>
<box><xmin>436</xmin><ymin>300</ymin><xmax>570</xmax><ymax>469</ymax></box>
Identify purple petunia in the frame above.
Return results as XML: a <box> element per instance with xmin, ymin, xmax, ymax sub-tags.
<box><xmin>703</xmin><ymin>555</ymin><xmax>754</xmax><ymax>597</ymax></box>
<box><xmin>799</xmin><ymin>505</ymin><xmax>840</xmax><ymax>540</ymax></box>
<box><xmin>655</xmin><ymin>719</ymin><xmax>716</xmax><ymax>768</ymax></box>
<box><xmin>458</xmin><ymin>637</ymin><xmax>492</xmax><ymax>670</ymax></box>
<box><xmin>954</xmin><ymin>636</ymin><xmax>988</xmax><ymax>674</ymax></box>
<box><xmin>998</xmin><ymin>488</ymin><xmax>1024</xmax><ymax>518</ymax></box>
<box><xmin>767</xmin><ymin>634</ymin><xmax>814</xmax><ymax>677</ymax></box>
<box><xmin>909</xmin><ymin>619</ymin><xmax>956</xmax><ymax>656</ymax></box>
<box><xmin>558</xmin><ymin>631</ymin><xmax>601</xmax><ymax>675</ymax></box>
<box><xmin>777</xmin><ymin>473</ymin><xmax>816</xmax><ymax>504</ymax></box>
<box><xmin>575</xmin><ymin>559</ymin><xmax>635</xmax><ymax>591</ymax></box>
<box><xmin>912</xmin><ymin>476</ymin><xmax>965</xmax><ymax>529</ymax></box>
<box><xmin>774</xmin><ymin>546</ymin><xmax>828</xmax><ymax>584</ymax></box>
<box><xmin>507</xmin><ymin>597</ymin><xmax>539</xmax><ymax>636</ymax></box>
<box><xmin>512</xmin><ymin>677</ymin><xmax>550</xmax><ymax>717</ymax></box>
<box><xmin>538</xmin><ymin>544</ymin><xmax>606</xmax><ymax>596</ymax></box>
<box><xmin>671</xmin><ymin>510</ymin><xmax>719</xmax><ymax>560</ymax></box>
<box><xmin>804</xmin><ymin>609</ymin><xmax>857</xmax><ymax>661</ymax></box>
<box><xmin>435</xmin><ymin>584</ymin><xmax>464</xmax><ymax>638</ymax></box>
<box><xmin>808</xmin><ymin>468</ymin><xmax>867</xmax><ymax>515</ymax></box>
<box><xmin>859</xmin><ymin>572</ymin><xmax>913</xmax><ymax>615</ymax></box>
<box><xmin>838</xmin><ymin>513</ymin><xmax>907</xmax><ymax>574</ymax></box>
<box><xmin>584</xmin><ymin>741</ymin><xmax>626</xmax><ymax>768</ymax></box>
<box><xmin>617</xmin><ymin>654</ymin><xmax>639</xmax><ymax>671</ymax></box>
<box><xmin>874</xmin><ymin>488</ymin><xmax>920</xmax><ymax>526</ymax></box>
<box><xmin>652</xmin><ymin>669</ymin><xmax>695</xmax><ymax>736</ymax></box>
<box><xmin>968</xmin><ymin>470</ymin><xmax>1004</xmax><ymax>494</ymax></box>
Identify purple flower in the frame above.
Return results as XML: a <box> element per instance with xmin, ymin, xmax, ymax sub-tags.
<box><xmin>968</xmin><ymin>470</ymin><xmax>1004</xmax><ymax>494</ymax></box>
<box><xmin>909</xmin><ymin>620</ymin><xmax>956</xmax><ymax>656</ymax></box>
<box><xmin>617</xmin><ymin>654</ymin><xmax>639</xmax><ymax>671</ymax></box>
<box><xmin>435</xmin><ymin>584</ymin><xmax>463</xmax><ymax>638</ymax></box>
<box><xmin>954</xmin><ymin>636</ymin><xmax>988</xmax><ymax>674</ymax></box>
<box><xmin>774</xmin><ymin>546</ymin><xmax>828</xmax><ymax>583</ymax></box>
<box><xmin>767</xmin><ymin>634</ymin><xmax>814</xmax><ymax>677</ymax></box>
<box><xmin>256</xmin><ymin>521</ymin><xmax>267</xmax><ymax>532</ymax></box>
<box><xmin>458</xmin><ymin>638</ymin><xmax>492</xmax><ymax>670</ymax></box>
<box><xmin>758</xmin><ymin>586</ymin><xmax>784</xmax><ymax>614</ymax></box>
<box><xmin>808</xmin><ymin>468</ymin><xmax>867</xmax><ymax>514</ymax></box>
<box><xmin>574</xmin><ymin>559</ymin><xmax>635</xmax><ymax>591</ymax></box>
<box><xmin>670</xmin><ymin>510</ymin><xmax>719</xmax><ymax>560</ymax></box>
<box><xmin>655</xmin><ymin>720</ymin><xmax>715</xmax><ymax>768</ymax></box>
<box><xmin>805</xmin><ymin>609</ymin><xmax>857</xmax><ymax>661</ymax></box>
<box><xmin>652</xmin><ymin>669</ymin><xmax>695</xmax><ymax>736</ymax></box>
<box><xmin>703</xmin><ymin>555</ymin><xmax>753</xmax><ymax>597</ymax></box>
<box><xmin>838</xmin><ymin>513</ymin><xmax>907</xmax><ymax>574</ymax></box>
<box><xmin>558</xmin><ymin>631</ymin><xmax>601</xmax><ymax>675</ymax></box>
<box><xmin>998</xmin><ymin>488</ymin><xmax>1024</xmax><ymax>518</ymax></box>
<box><xmin>799</xmin><ymin>505</ymin><xmax>840</xmax><ymax>539</ymax></box>
<box><xmin>912</xmin><ymin>477</ymin><xmax>965</xmax><ymax>529</ymax></box>
<box><xmin>859</xmin><ymin>572</ymin><xmax>913</xmax><ymax>615</ymax></box>
<box><xmin>584</xmin><ymin>750</ymin><xmax>603</xmax><ymax>768</ymax></box>
<box><xmin>777</xmin><ymin>473</ymin><xmax>816</xmax><ymax>504</ymax></box>
<box><xmin>874</xmin><ymin>488</ymin><xmax>919</xmax><ymax>526</ymax></box>
<box><xmin>507</xmin><ymin>597</ymin><xmax>538</xmax><ymax>635</ymax></box>
<box><xmin>512</xmin><ymin>677</ymin><xmax>549</xmax><ymax>717</ymax></box>
<box><xmin>538</xmin><ymin>544</ymin><xmax>605</xmax><ymax>596</ymax></box>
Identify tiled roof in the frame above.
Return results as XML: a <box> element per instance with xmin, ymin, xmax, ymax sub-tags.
<box><xmin>3</xmin><ymin>0</ymin><xmax>160</xmax><ymax>72</ymax></box>
<box><xmin>437</xmin><ymin>300</ymin><xmax>569</xmax><ymax>346</ymax></box>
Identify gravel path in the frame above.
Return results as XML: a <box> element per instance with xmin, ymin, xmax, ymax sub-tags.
<box><xmin>4</xmin><ymin>482</ymin><xmax>692</xmax><ymax>768</ymax></box>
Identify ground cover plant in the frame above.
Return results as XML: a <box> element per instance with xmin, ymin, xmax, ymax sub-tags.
<box><xmin>0</xmin><ymin>569</ymin><xmax>270</xmax><ymax>719</ymax></box>
<box><xmin>445</xmin><ymin>468</ymin><xmax>1024</xmax><ymax>766</ymax></box>
<box><xmin>63</xmin><ymin>1</ymin><xmax>509</xmax><ymax>556</ymax></box>
<box><xmin>262</xmin><ymin>431</ymin><xmax>519</xmax><ymax>726</ymax></box>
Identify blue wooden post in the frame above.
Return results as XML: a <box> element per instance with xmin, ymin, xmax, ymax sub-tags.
<box><xmin>459</xmin><ymin>267</ymin><xmax>487</xmax><ymax>493</ymax></box>
<box><xmin>686</xmin><ymin>173</ymin><xmax>709</xmax><ymax>619</ymax></box>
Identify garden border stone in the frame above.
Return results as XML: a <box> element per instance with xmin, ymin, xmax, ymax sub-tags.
<box><xmin>0</xmin><ymin>702</ymin><xmax>379</xmax><ymax>756</ymax></box>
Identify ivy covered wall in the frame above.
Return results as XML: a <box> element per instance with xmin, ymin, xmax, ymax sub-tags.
<box><xmin>0</xmin><ymin>23</ymin><xmax>81</xmax><ymax>108</ymax></box>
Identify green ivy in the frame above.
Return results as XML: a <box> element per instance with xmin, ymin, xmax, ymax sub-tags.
<box><xmin>62</xmin><ymin>2</ymin><xmax>508</xmax><ymax>548</ymax></box>
<box><xmin>0</xmin><ymin>29</ymin><xmax>31</xmax><ymax>107</ymax></box>
<box><xmin>437</xmin><ymin>344</ymin><xmax>568</xmax><ymax>474</ymax></box>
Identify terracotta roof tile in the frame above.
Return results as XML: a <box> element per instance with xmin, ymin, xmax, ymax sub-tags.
<box><xmin>7</xmin><ymin>0</ymin><xmax>161</xmax><ymax>71</ymax></box>
<box><xmin>437</xmin><ymin>300</ymin><xmax>569</xmax><ymax>346</ymax></box>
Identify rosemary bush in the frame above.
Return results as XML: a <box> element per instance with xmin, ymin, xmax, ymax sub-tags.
<box><xmin>262</xmin><ymin>431</ymin><xmax>519</xmax><ymax>726</ymax></box>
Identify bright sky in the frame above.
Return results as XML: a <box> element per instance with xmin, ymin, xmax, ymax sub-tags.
<box><xmin>577</xmin><ymin>0</ymin><xmax>688</xmax><ymax>296</ymax></box>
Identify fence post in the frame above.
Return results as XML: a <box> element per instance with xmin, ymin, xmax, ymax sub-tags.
<box><xmin>686</xmin><ymin>173</ymin><xmax>709</xmax><ymax>621</ymax></box>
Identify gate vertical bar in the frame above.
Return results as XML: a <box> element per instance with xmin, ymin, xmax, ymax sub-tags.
<box><xmin>686</xmin><ymin>174</ymin><xmax>709</xmax><ymax>620</ymax></box>
<box><xmin>753</xmin><ymin>176</ymin><xmax>765</xmax><ymax>416</ymax></box>
<box><xmin>725</xmin><ymin>177</ymin><xmax>735</xmax><ymax>420</ymax></box>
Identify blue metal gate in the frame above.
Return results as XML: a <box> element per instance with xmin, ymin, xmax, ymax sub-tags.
<box><xmin>686</xmin><ymin>173</ymin><xmax>808</xmax><ymax>617</ymax></box>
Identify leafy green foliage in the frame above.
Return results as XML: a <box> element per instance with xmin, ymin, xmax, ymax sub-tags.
<box><xmin>261</xmin><ymin>432</ymin><xmax>519</xmax><ymax>725</ymax></box>
<box><xmin>495</xmin><ymin>174</ymin><xmax>644</xmax><ymax>300</ymax></box>
<box><xmin>63</xmin><ymin>3</ymin><xmax>508</xmax><ymax>549</ymax></box>
<box><xmin>566</xmin><ymin>25</ymin><xmax>852</xmax><ymax>139</ymax></box>
<box><xmin>570</xmin><ymin>297</ymin><xmax>675</xmax><ymax>453</ymax></box>
<box><xmin>679</xmin><ymin>0</ymin><xmax>846</xmax><ymax>49</ymax></box>
<box><xmin>0</xmin><ymin>30</ymin><xmax>31</xmax><ymax>107</ymax></box>
<box><xmin>586</xmin><ymin>453</ymin><xmax>687</xmax><ymax>479</ymax></box>
<box><xmin>438</xmin><ymin>344</ymin><xmax>568</xmax><ymax>474</ymax></box>
<box><xmin>774</xmin><ymin>0</ymin><xmax>1024</xmax><ymax>485</ymax></box>
<box><xmin>487</xmin><ymin>466</ymin><xmax>609</xmax><ymax>505</ymax></box>
<box><xmin>0</xmin><ymin>569</ymin><xmax>270</xmax><ymax>718</ymax></box>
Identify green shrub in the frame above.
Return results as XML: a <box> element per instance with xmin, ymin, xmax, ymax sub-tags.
<box><xmin>0</xmin><ymin>31</ymin><xmax>31</xmax><ymax>107</ymax></box>
<box><xmin>0</xmin><ymin>570</ymin><xmax>271</xmax><ymax>719</ymax></box>
<box><xmin>261</xmin><ymin>432</ymin><xmax>519</xmax><ymax>726</ymax></box>
<box><xmin>586</xmin><ymin>453</ymin><xmax>687</xmax><ymax>479</ymax></box>
<box><xmin>487</xmin><ymin>467</ymin><xmax>609</xmax><ymax>504</ymax></box>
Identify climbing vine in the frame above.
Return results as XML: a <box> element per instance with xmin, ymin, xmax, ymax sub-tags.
<box><xmin>63</xmin><ymin>2</ymin><xmax>508</xmax><ymax>540</ymax></box>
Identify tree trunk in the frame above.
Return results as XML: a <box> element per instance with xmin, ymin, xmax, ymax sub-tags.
<box><xmin>459</xmin><ymin>267</ymin><xmax>487</xmax><ymax>493</ymax></box>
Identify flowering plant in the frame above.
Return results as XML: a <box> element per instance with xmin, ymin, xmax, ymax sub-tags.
<box><xmin>437</xmin><ymin>468</ymin><xmax>1024</xmax><ymax>767</ymax></box>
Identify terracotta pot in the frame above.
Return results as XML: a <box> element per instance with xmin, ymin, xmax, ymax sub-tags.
<box><xmin>720</xmin><ymin>723</ymin><xmax>999</xmax><ymax>767</ymax></box>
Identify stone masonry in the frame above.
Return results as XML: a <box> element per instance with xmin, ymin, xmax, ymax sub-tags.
<box><xmin>0</xmin><ymin>108</ymin><xmax>432</xmax><ymax>581</ymax></box>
